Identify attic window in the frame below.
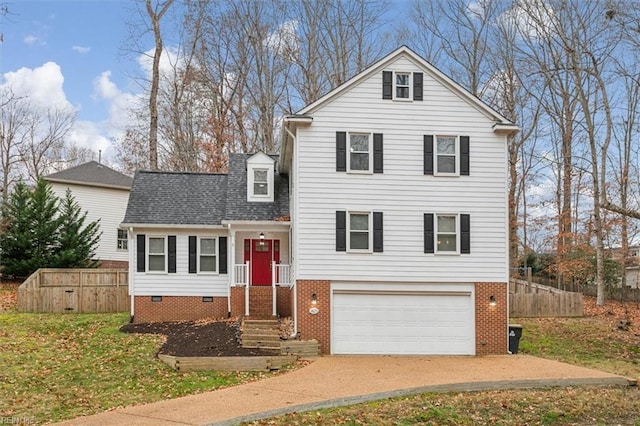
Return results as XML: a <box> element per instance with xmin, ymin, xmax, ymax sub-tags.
<box><xmin>253</xmin><ymin>169</ymin><xmax>268</xmax><ymax>195</ymax></box>
<box><xmin>395</xmin><ymin>72</ymin><xmax>411</xmax><ymax>99</ymax></box>
<box><xmin>247</xmin><ymin>152</ymin><xmax>275</xmax><ymax>202</ymax></box>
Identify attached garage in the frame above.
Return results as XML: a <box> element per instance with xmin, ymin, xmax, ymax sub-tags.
<box><xmin>331</xmin><ymin>284</ymin><xmax>475</xmax><ymax>355</ymax></box>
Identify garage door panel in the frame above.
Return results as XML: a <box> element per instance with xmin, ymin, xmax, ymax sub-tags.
<box><xmin>332</xmin><ymin>291</ymin><xmax>474</xmax><ymax>355</ymax></box>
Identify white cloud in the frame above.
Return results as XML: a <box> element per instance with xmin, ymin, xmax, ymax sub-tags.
<box><xmin>72</xmin><ymin>45</ymin><xmax>91</xmax><ymax>54</ymax></box>
<box><xmin>92</xmin><ymin>70</ymin><xmax>142</xmax><ymax>140</ymax></box>
<box><xmin>1</xmin><ymin>62</ymin><xmax>74</xmax><ymax>112</ymax></box>
<box><xmin>23</xmin><ymin>35</ymin><xmax>38</xmax><ymax>45</ymax></box>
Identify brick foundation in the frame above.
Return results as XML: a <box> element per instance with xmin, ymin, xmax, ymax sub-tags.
<box><xmin>475</xmin><ymin>282</ymin><xmax>508</xmax><ymax>355</ymax></box>
<box><xmin>134</xmin><ymin>296</ymin><xmax>228</xmax><ymax>323</ymax></box>
<box><xmin>296</xmin><ymin>280</ymin><xmax>331</xmax><ymax>354</ymax></box>
<box><xmin>229</xmin><ymin>286</ymin><xmax>293</xmax><ymax>318</ymax></box>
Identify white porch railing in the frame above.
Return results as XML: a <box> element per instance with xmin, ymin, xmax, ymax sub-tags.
<box><xmin>234</xmin><ymin>262</ymin><xmax>249</xmax><ymax>286</ymax></box>
<box><xmin>233</xmin><ymin>261</ymin><xmax>291</xmax><ymax>317</ymax></box>
<box><xmin>272</xmin><ymin>262</ymin><xmax>291</xmax><ymax>316</ymax></box>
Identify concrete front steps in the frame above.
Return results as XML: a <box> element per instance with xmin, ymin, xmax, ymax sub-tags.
<box><xmin>241</xmin><ymin>318</ymin><xmax>320</xmax><ymax>356</ymax></box>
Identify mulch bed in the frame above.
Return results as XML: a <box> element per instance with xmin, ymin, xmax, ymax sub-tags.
<box><xmin>120</xmin><ymin>319</ymin><xmax>281</xmax><ymax>357</ymax></box>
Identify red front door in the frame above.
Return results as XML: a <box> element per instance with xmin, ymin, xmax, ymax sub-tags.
<box><xmin>244</xmin><ymin>239</ymin><xmax>280</xmax><ymax>286</ymax></box>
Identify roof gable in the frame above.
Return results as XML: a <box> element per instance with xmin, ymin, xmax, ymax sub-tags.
<box><xmin>44</xmin><ymin>161</ymin><xmax>132</xmax><ymax>190</ymax></box>
<box><xmin>297</xmin><ymin>45</ymin><xmax>513</xmax><ymax>125</ymax></box>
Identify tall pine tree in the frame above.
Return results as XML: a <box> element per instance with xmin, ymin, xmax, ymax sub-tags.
<box><xmin>0</xmin><ymin>182</ymin><xmax>36</xmax><ymax>278</ymax></box>
<box><xmin>53</xmin><ymin>189</ymin><xmax>101</xmax><ymax>268</ymax></box>
<box><xmin>0</xmin><ymin>180</ymin><xmax>101</xmax><ymax>279</ymax></box>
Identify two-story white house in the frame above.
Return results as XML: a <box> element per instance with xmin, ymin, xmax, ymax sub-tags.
<box><xmin>122</xmin><ymin>46</ymin><xmax>518</xmax><ymax>356</ymax></box>
<box><xmin>45</xmin><ymin>161</ymin><xmax>132</xmax><ymax>268</ymax></box>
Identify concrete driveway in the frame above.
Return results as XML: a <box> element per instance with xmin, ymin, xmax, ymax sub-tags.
<box><xmin>55</xmin><ymin>355</ymin><xmax>633</xmax><ymax>426</ymax></box>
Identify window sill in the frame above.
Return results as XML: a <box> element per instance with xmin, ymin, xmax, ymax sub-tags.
<box><xmin>346</xmin><ymin>170</ymin><xmax>373</xmax><ymax>175</ymax></box>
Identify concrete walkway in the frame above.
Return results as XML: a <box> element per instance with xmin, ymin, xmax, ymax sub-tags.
<box><xmin>56</xmin><ymin>355</ymin><xmax>633</xmax><ymax>426</ymax></box>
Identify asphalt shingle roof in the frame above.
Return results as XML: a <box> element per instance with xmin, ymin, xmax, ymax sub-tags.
<box><xmin>123</xmin><ymin>171</ymin><xmax>228</xmax><ymax>225</ymax></box>
<box><xmin>44</xmin><ymin>161</ymin><xmax>133</xmax><ymax>189</ymax></box>
<box><xmin>122</xmin><ymin>153</ymin><xmax>289</xmax><ymax>226</ymax></box>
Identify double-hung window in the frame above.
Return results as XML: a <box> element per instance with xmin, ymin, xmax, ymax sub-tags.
<box><xmin>117</xmin><ymin>229</ymin><xmax>128</xmax><ymax>250</ymax></box>
<box><xmin>424</xmin><ymin>213</ymin><xmax>470</xmax><ymax>254</ymax></box>
<box><xmin>436</xmin><ymin>136</ymin><xmax>458</xmax><ymax>174</ymax></box>
<box><xmin>424</xmin><ymin>135</ymin><xmax>469</xmax><ymax>176</ymax></box>
<box><xmin>436</xmin><ymin>215</ymin><xmax>458</xmax><ymax>253</ymax></box>
<box><xmin>348</xmin><ymin>133</ymin><xmax>371</xmax><ymax>172</ymax></box>
<box><xmin>348</xmin><ymin>212</ymin><xmax>371</xmax><ymax>251</ymax></box>
<box><xmin>148</xmin><ymin>236</ymin><xmax>166</xmax><ymax>272</ymax></box>
<box><xmin>395</xmin><ymin>72</ymin><xmax>411</xmax><ymax>99</ymax></box>
<box><xmin>253</xmin><ymin>169</ymin><xmax>268</xmax><ymax>196</ymax></box>
<box><xmin>199</xmin><ymin>237</ymin><xmax>217</xmax><ymax>273</ymax></box>
<box><xmin>382</xmin><ymin>71</ymin><xmax>422</xmax><ymax>101</ymax></box>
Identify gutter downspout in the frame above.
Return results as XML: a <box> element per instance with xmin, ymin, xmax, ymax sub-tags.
<box><xmin>227</xmin><ymin>224</ymin><xmax>233</xmax><ymax>316</ymax></box>
<box><xmin>284</xmin><ymin>122</ymin><xmax>298</xmax><ymax>338</ymax></box>
<box><xmin>128</xmin><ymin>227</ymin><xmax>135</xmax><ymax>322</ymax></box>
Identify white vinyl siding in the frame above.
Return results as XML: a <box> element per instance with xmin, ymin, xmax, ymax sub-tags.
<box><xmin>133</xmin><ymin>229</ymin><xmax>229</xmax><ymax>297</ymax></box>
<box><xmin>293</xmin><ymin>55</ymin><xmax>508</xmax><ymax>283</ymax></box>
<box><xmin>49</xmin><ymin>183</ymin><xmax>130</xmax><ymax>262</ymax></box>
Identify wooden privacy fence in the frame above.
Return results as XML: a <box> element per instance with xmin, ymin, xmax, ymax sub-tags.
<box><xmin>18</xmin><ymin>268</ymin><xmax>128</xmax><ymax>313</ymax></box>
<box><xmin>509</xmin><ymin>279</ymin><xmax>583</xmax><ymax>317</ymax></box>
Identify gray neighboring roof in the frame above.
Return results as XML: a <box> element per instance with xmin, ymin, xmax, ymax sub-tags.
<box><xmin>122</xmin><ymin>171</ymin><xmax>228</xmax><ymax>226</ymax></box>
<box><xmin>44</xmin><ymin>161</ymin><xmax>133</xmax><ymax>189</ymax></box>
<box><xmin>224</xmin><ymin>153</ymin><xmax>289</xmax><ymax>222</ymax></box>
<box><xmin>122</xmin><ymin>154</ymin><xmax>289</xmax><ymax>227</ymax></box>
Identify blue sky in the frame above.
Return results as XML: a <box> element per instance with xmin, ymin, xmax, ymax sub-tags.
<box><xmin>2</xmin><ymin>0</ymin><xmax>138</xmax><ymax>159</ymax></box>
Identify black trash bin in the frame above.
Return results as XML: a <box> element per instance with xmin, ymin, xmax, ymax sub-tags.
<box><xmin>508</xmin><ymin>324</ymin><xmax>523</xmax><ymax>354</ymax></box>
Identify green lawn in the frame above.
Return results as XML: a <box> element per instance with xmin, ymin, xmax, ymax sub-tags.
<box><xmin>0</xmin><ymin>309</ymin><xmax>273</xmax><ymax>424</ymax></box>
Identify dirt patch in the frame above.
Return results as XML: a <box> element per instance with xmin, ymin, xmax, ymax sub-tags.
<box><xmin>120</xmin><ymin>319</ymin><xmax>281</xmax><ymax>357</ymax></box>
<box><xmin>0</xmin><ymin>282</ymin><xmax>19</xmax><ymax>312</ymax></box>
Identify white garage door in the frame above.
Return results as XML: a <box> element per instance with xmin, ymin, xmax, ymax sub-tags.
<box><xmin>332</xmin><ymin>290</ymin><xmax>474</xmax><ymax>355</ymax></box>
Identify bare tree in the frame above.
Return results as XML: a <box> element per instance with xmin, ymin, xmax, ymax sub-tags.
<box><xmin>19</xmin><ymin>107</ymin><xmax>76</xmax><ymax>181</ymax></box>
<box><xmin>145</xmin><ymin>0</ymin><xmax>174</xmax><ymax>170</ymax></box>
<box><xmin>0</xmin><ymin>89</ymin><xmax>27</xmax><ymax>203</ymax></box>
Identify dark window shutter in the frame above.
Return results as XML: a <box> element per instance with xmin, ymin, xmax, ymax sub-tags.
<box><xmin>188</xmin><ymin>236</ymin><xmax>197</xmax><ymax>273</ymax></box>
<box><xmin>336</xmin><ymin>132</ymin><xmax>346</xmax><ymax>172</ymax></box>
<box><xmin>424</xmin><ymin>214</ymin><xmax>434</xmax><ymax>253</ymax></box>
<box><xmin>460</xmin><ymin>136</ymin><xmax>470</xmax><ymax>176</ymax></box>
<box><xmin>373</xmin><ymin>133</ymin><xmax>383</xmax><ymax>173</ymax></box>
<box><xmin>413</xmin><ymin>72</ymin><xmax>423</xmax><ymax>101</ymax></box>
<box><xmin>461</xmin><ymin>214</ymin><xmax>471</xmax><ymax>254</ymax></box>
<box><xmin>336</xmin><ymin>211</ymin><xmax>346</xmax><ymax>252</ymax></box>
<box><xmin>382</xmin><ymin>71</ymin><xmax>392</xmax><ymax>99</ymax></box>
<box><xmin>373</xmin><ymin>212</ymin><xmax>383</xmax><ymax>252</ymax></box>
<box><xmin>168</xmin><ymin>236</ymin><xmax>176</xmax><ymax>273</ymax></box>
<box><xmin>219</xmin><ymin>236</ymin><xmax>228</xmax><ymax>274</ymax></box>
<box><xmin>424</xmin><ymin>135</ymin><xmax>434</xmax><ymax>175</ymax></box>
<box><xmin>136</xmin><ymin>234</ymin><xmax>146</xmax><ymax>272</ymax></box>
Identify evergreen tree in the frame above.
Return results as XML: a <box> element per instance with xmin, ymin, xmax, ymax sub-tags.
<box><xmin>28</xmin><ymin>179</ymin><xmax>62</xmax><ymax>273</ymax></box>
<box><xmin>0</xmin><ymin>180</ymin><xmax>101</xmax><ymax>279</ymax></box>
<box><xmin>53</xmin><ymin>189</ymin><xmax>101</xmax><ymax>268</ymax></box>
<box><xmin>0</xmin><ymin>182</ymin><xmax>35</xmax><ymax>278</ymax></box>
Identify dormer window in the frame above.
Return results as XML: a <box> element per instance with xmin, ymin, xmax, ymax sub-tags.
<box><xmin>247</xmin><ymin>152</ymin><xmax>275</xmax><ymax>202</ymax></box>
<box><xmin>253</xmin><ymin>169</ymin><xmax>269</xmax><ymax>195</ymax></box>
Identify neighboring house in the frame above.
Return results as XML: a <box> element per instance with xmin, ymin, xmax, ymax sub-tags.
<box><xmin>122</xmin><ymin>46</ymin><xmax>518</xmax><ymax>356</ymax></box>
<box><xmin>45</xmin><ymin>161</ymin><xmax>133</xmax><ymax>268</ymax></box>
